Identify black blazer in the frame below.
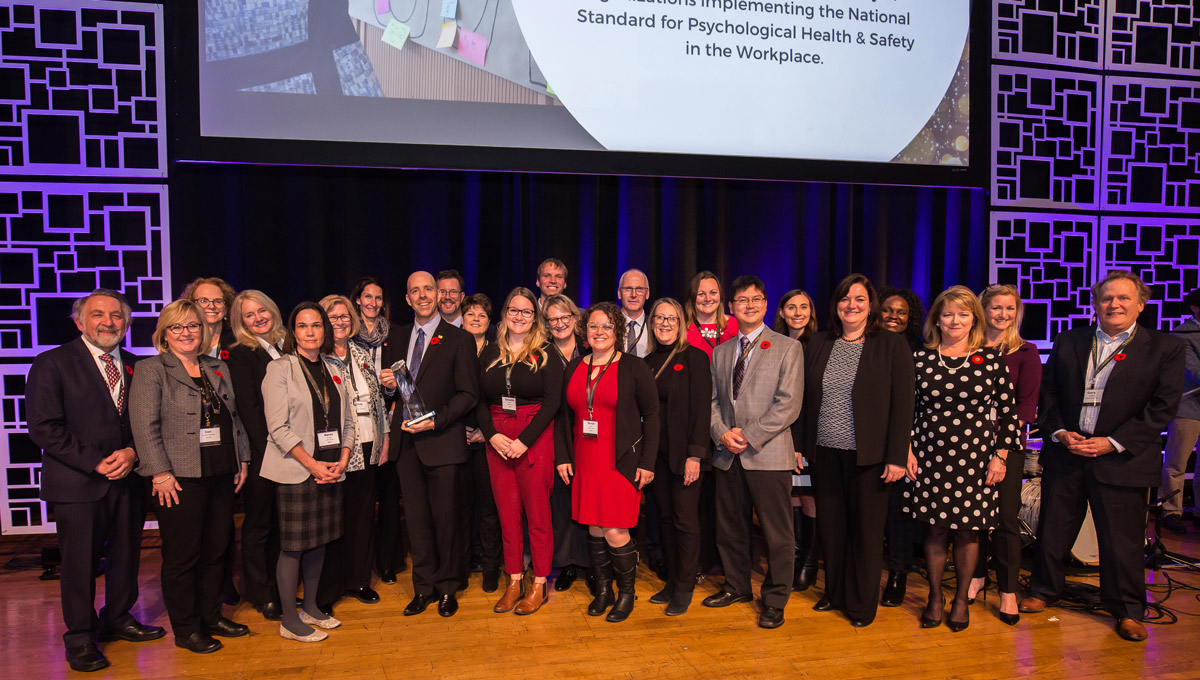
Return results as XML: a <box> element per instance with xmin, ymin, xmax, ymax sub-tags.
<box><xmin>645</xmin><ymin>345</ymin><xmax>713</xmax><ymax>474</ymax></box>
<box><xmin>1039</xmin><ymin>324</ymin><xmax>1185</xmax><ymax>487</ymax></box>
<box><xmin>26</xmin><ymin>337</ymin><xmax>140</xmax><ymax>504</ymax></box>
<box><xmin>381</xmin><ymin>320</ymin><xmax>480</xmax><ymax>467</ymax></box>
<box><xmin>225</xmin><ymin>342</ymin><xmax>274</xmax><ymax>472</ymax></box>
<box><xmin>797</xmin><ymin>330</ymin><xmax>915</xmax><ymax>468</ymax></box>
<box><xmin>555</xmin><ymin>354</ymin><xmax>660</xmax><ymax>486</ymax></box>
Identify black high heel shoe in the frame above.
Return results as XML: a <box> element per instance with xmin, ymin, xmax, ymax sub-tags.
<box><xmin>998</xmin><ymin>611</ymin><xmax>1020</xmax><ymax>626</ymax></box>
<box><xmin>947</xmin><ymin>598</ymin><xmax>970</xmax><ymax>632</ymax></box>
<box><xmin>920</xmin><ymin>597</ymin><xmax>944</xmax><ymax>629</ymax></box>
<box><xmin>966</xmin><ymin>576</ymin><xmax>989</xmax><ymax>605</ymax></box>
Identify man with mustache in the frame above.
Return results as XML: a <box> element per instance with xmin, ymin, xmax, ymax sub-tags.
<box><xmin>26</xmin><ymin>289</ymin><xmax>165</xmax><ymax>672</ymax></box>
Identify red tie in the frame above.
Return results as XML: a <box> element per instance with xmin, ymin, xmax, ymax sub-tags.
<box><xmin>100</xmin><ymin>353</ymin><xmax>124</xmax><ymax>414</ymax></box>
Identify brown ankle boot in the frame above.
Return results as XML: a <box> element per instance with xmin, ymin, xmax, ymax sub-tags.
<box><xmin>494</xmin><ymin>577</ymin><xmax>524</xmax><ymax>613</ymax></box>
<box><xmin>514</xmin><ymin>581</ymin><xmax>549</xmax><ymax>615</ymax></box>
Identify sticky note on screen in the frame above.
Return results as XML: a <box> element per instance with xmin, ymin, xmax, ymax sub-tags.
<box><xmin>457</xmin><ymin>27</ymin><xmax>488</xmax><ymax>67</ymax></box>
<box><xmin>382</xmin><ymin>20</ymin><xmax>411</xmax><ymax>51</ymax></box>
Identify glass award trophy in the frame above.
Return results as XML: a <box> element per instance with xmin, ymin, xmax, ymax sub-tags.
<box><xmin>390</xmin><ymin>360</ymin><xmax>435</xmax><ymax>426</ymax></box>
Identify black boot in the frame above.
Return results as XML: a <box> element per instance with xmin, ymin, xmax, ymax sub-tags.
<box><xmin>793</xmin><ymin>513</ymin><xmax>819</xmax><ymax>592</ymax></box>
<box><xmin>586</xmin><ymin>536</ymin><xmax>615</xmax><ymax>616</ymax></box>
<box><xmin>606</xmin><ymin>539</ymin><xmax>639</xmax><ymax>622</ymax></box>
<box><xmin>881</xmin><ymin>570</ymin><xmax>908</xmax><ymax>607</ymax></box>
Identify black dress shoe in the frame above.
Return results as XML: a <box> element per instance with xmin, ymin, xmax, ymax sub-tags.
<box><xmin>347</xmin><ymin>587</ymin><xmax>380</xmax><ymax>604</ymax></box>
<box><xmin>65</xmin><ymin>643</ymin><xmax>109</xmax><ymax>672</ymax></box>
<box><xmin>317</xmin><ymin>603</ymin><xmax>335</xmax><ymax>617</ymax></box>
<box><xmin>403</xmin><ymin>593</ymin><xmax>434</xmax><ymax>616</ymax></box>
<box><xmin>759</xmin><ymin>606</ymin><xmax>785</xmax><ymax>629</ymax></box>
<box><xmin>554</xmin><ymin>565</ymin><xmax>579</xmax><ymax>592</ymax></box>
<box><xmin>175</xmin><ymin>632</ymin><xmax>223</xmax><ymax>654</ymax></box>
<box><xmin>648</xmin><ymin>587</ymin><xmax>672</xmax><ymax>605</ymax></box>
<box><xmin>206</xmin><ymin>617</ymin><xmax>249</xmax><ymax>638</ymax></box>
<box><xmin>98</xmin><ymin>620</ymin><xmax>166</xmax><ymax>643</ymax></box>
<box><xmin>259</xmin><ymin>601</ymin><xmax>283</xmax><ymax>621</ymax></box>
<box><xmin>437</xmin><ymin>593</ymin><xmax>459</xmax><ymax>617</ymax></box>
<box><xmin>482</xmin><ymin>569</ymin><xmax>501</xmax><ymax>593</ymax></box>
<box><xmin>849</xmin><ymin>616</ymin><xmax>874</xmax><ymax>628</ymax></box>
<box><xmin>812</xmin><ymin>597</ymin><xmax>835</xmax><ymax>612</ymax></box>
<box><xmin>379</xmin><ymin>569</ymin><xmax>397</xmax><ymax>584</ymax></box>
<box><xmin>880</xmin><ymin>571</ymin><xmax>907</xmax><ymax>607</ymax></box>
<box><xmin>702</xmin><ymin>590</ymin><xmax>753</xmax><ymax>608</ymax></box>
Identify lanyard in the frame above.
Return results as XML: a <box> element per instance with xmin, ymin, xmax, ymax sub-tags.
<box><xmin>736</xmin><ymin>334</ymin><xmax>758</xmax><ymax>365</ymax></box>
<box><xmin>336</xmin><ymin>348</ymin><xmax>360</xmax><ymax>392</ymax></box>
<box><xmin>653</xmin><ymin>347</ymin><xmax>681</xmax><ymax>380</ymax></box>
<box><xmin>585</xmin><ymin>351</ymin><xmax>617</xmax><ymax>419</ymax></box>
<box><xmin>695</xmin><ymin>323</ymin><xmax>718</xmax><ymax>349</ymax></box>
<box><xmin>553</xmin><ymin>340</ymin><xmax>577</xmax><ymax>366</ymax></box>
<box><xmin>298</xmin><ymin>357</ymin><xmax>332</xmax><ymax>430</ymax></box>
<box><xmin>504</xmin><ymin>363</ymin><xmax>514</xmax><ymax>396</ymax></box>
<box><xmin>626</xmin><ymin>317</ymin><xmax>646</xmax><ymax>351</ymax></box>
<box><xmin>197</xmin><ymin>370</ymin><xmax>223</xmax><ymax>427</ymax></box>
<box><xmin>1087</xmin><ymin>326</ymin><xmax>1136</xmax><ymax>388</ymax></box>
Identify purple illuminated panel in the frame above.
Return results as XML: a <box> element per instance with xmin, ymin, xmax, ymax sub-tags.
<box><xmin>994</xmin><ymin>0</ymin><xmax>1104</xmax><ymax>67</ymax></box>
<box><xmin>1100</xmin><ymin>216</ymin><xmax>1200</xmax><ymax>328</ymax></box>
<box><xmin>0</xmin><ymin>181</ymin><xmax>170</xmax><ymax>357</ymax></box>
<box><xmin>1107</xmin><ymin>0</ymin><xmax>1200</xmax><ymax>75</ymax></box>
<box><xmin>0</xmin><ymin>0</ymin><xmax>166</xmax><ymax>177</ymax></box>
<box><xmin>0</xmin><ymin>362</ymin><xmax>45</xmax><ymax>535</ymax></box>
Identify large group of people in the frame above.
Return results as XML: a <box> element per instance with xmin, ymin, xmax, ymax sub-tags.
<box><xmin>25</xmin><ymin>261</ymin><xmax>1190</xmax><ymax>672</ymax></box>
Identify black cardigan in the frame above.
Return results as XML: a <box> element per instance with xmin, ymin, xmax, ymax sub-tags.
<box><xmin>644</xmin><ymin>344</ymin><xmax>713</xmax><ymax>474</ymax></box>
<box><xmin>797</xmin><ymin>330</ymin><xmax>915</xmax><ymax>468</ymax></box>
<box><xmin>224</xmin><ymin>342</ymin><xmax>273</xmax><ymax>472</ymax></box>
<box><xmin>555</xmin><ymin>354</ymin><xmax>660</xmax><ymax>486</ymax></box>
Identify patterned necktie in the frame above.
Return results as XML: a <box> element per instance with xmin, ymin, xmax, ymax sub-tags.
<box><xmin>732</xmin><ymin>336</ymin><xmax>749</xmax><ymax>400</ymax></box>
<box><xmin>100</xmin><ymin>352</ymin><xmax>124</xmax><ymax>414</ymax></box>
<box><xmin>410</xmin><ymin>328</ymin><xmax>426</xmax><ymax>378</ymax></box>
<box><xmin>627</xmin><ymin>321</ymin><xmax>638</xmax><ymax>354</ymax></box>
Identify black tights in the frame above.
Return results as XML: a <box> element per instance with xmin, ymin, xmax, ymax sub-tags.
<box><xmin>923</xmin><ymin>526</ymin><xmax>979</xmax><ymax>624</ymax></box>
<box><xmin>276</xmin><ymin>547</ymin><xmax>326</xmax><ymax>636</ymax></box>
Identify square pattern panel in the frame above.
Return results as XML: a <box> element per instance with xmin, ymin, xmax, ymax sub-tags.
<box><xmin>0</xmin><ymin>181</ymin><xmax>171</xmax><ymax>357</ymax></box>
<box><xmin>994</xmin><ymin>0</ymin><xmax>1106</xmax><ymax>67</ymax></box>
<box><xmin>1108</xmin><ymin>0</ymin><xmax>1200</xmax><ymax>75</ymax></box>
<box><xmin>993</xmin><ymin>66</ymin><xmax>1102</xmax><ymax>209</ymax></box>
<box><xmin>1100</xmin><ymin>216</ymin><xmax>1200</xmax><ymax>329</ymax></box>
<box><xmin>991</xmin><ymin>211</ymin><xmax>1099</xmax><ymax>351</ymax></box>
<box><xmin>0</xmin><ymin>362</ymin><xmax>44</xmax><ymax>534</ymax></box>
<box><xmin>1102</xmin><ymin>76</ymin><xmax>1200</xmax><ymax>212</ymax></box>
<box><xmin>0</xmin><ymin>0</ymin><xmax>166</xmax><ymax>176</ymax></box>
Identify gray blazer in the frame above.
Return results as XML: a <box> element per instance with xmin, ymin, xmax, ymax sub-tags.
<box><xmin>131</xmin><ymin>352</ymin><xmax>251</xmax><ymax>478</ymax></box>
<box><xmin>260</xmin><ymin>354</ymin><xmax>357</xmax><ymax>485</ymax></box>
<box><xmin>710</xmin><ymin>325</ymin><xmax>804</xmax><ymax>471</ymax></box>
<box><xmin>1172</xmin><ymin>317</ymin><xmax>1200</xmax><ymax>421</ymax></box>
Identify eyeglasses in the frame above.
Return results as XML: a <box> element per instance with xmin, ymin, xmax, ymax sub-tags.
<box><xmin>733</xmin><ymin>296</ymin><xmax>766</xmax><ymax>307</ymax></box>
<box><xmin>586</xmin><ymin>322</ymin><xmax>615</xmax><ymax>333</ymax></box>
<box><xmin>327</xmin><ymin>314</ymin><xmax>352</xmax><ymax>324</ymax></box>
<box><xmin>194</xmin><ymin>297</ymin><xmax>225</xmax><ymax>308</ymax></box>
<box><xmin>166</xmin><ymin>322</ymin><xmax>202</xmax><ymax>335</ymax></box>
<box><xmin>547</xmin><ymin>314</ymin><xmax>575</xmax><ymax>328</ymax></box>
<box><xmin>652</xmin><ymin>314</ymin><xmax>679</xmax><ymax>326</ymax></box>
<box><xmin>438</xmin><ymin>289</ymin><xmax>462</xmax><ymax>297</ymax></box>
<box><xmin>506</xmin><ymin>308</ymin><xmax>534</xmax><ymax>320</ymax></box>
<box><xmin>619</xmin><ymin>286</ymin><xmax>649</xmax><ymax>297</ymax></box>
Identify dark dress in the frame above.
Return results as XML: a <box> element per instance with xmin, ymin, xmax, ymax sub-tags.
<box><xmin>567</xmin><ymin>360</ymin><xmax>640</xmax><ymax>528</ymax></box>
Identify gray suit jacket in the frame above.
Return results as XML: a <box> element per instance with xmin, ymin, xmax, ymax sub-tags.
<box><xmin>710</xmin><ymin>326</ymin><xmax>804</xmax><ymax>471</ymax></box>
<box><xmin>131</xmin><ymin>352</ymin><xmax>251</xmax><ymax>478</ymax></box>
<box><xmin>260</xmin><ymin>354</ymin><xmax>357</xmax><ymax>485</ymax></box>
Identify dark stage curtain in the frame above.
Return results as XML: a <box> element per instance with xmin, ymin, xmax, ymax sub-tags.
<box><xmin>168</xmin><ymin>163</ymin><xmax>988</xmax><ymax>322</ymax></box>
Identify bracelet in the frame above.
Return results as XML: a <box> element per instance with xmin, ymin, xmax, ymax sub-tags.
<box><xmin>153</xmin><ymin>475</ymin><xmax>173</xmax><ymax>485</ymax></box>
<box><xmin>991</xmin><ymin>455</ymin><xmax>1007</xmax><ymax>466</ymax></box>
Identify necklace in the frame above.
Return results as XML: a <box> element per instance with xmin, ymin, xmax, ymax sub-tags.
<box><xmin>840</xmin><ymin>328</ymin><xmax>866</xmax><ymax>344</ymax></box>
<box><xmin>937</xmin><ymin>345</ymin><xmax>971</xmax><ymax>370</ymax></box>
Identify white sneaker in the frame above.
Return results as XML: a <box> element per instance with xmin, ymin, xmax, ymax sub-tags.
<box><xmin>279</xmin><ymin>624</ymin><xmax>327</xmax><ymax>642</ymax></box>
<box><xmin>299</xmin><ymin>610</ymin><xmax>342</xmax><ymax>629</ymax></box>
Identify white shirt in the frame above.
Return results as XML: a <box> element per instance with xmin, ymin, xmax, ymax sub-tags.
<box><xmin>82</xmin><ymin>336</ymin><xmax>124</xmax><ymax>409</ymax></box>
<box><xmin>256</xmin><ymin>336</ymin><xmax>282</xmax><ymax>360</ymax></box>
<box><xmin>622</xmin><ymin>309</ymin><xmax>650</xmax><ymax>358</ymax></box>
<box><xmin>348</xmin><ymin>354</ymin><xmax>375</xmax><ymax>444</ymax></box>
<box><xmin>1053</xmin><ymin>321</ymin><xmax>1136</xmax><ymax>452</ymax></box>
<box><xmin>408</xmin><ymin>317</ymin><xmax>442</xmax><ymax>368</ymax></box>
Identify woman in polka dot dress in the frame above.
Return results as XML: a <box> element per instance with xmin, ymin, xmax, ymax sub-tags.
<box><xmin>904</xmin><ymin>286</ymin><xmax>1019</xmax><ymax>633</ymax></box>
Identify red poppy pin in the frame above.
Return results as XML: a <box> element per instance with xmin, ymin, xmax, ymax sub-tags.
<box><xmin>673</xmin><ymin>363</ymin><xmax>684</xmax><ymax>372</ymax></box>
<box><xmin>971</xmin><ymin>355</ymin><xmax>983</xmax><ymax>364</ymax></box>
<box><xmin>1114</xmin><ymin>353</ymin><xmax>1126</xmax><ymax>362</ymax></box>
<box><xmin>332</xmin><ymin>375</ymin><xmax>342</xmax><ymax>384</ymax></box>
<box><xmin>430</xmin><ymin>335</ymin><xmax>441</xmax><ymax>346</ymax></box>
<box><xmin>214</xmin><ymin>369</ymin><xmax>224</xmax><ymax>378</ymax></box>
<box><xmin>760</xmin><ymin>341</ymin><xmax>771</xmax><ymax>349</ymax></box>
<box><xmin>219</xmin><ymin>350</ymin><xmax>229</xmax><ymax>360</ymax></box>
<box><xmin>363</xmin><ymin>361</ymin><xmax>371</xmax><ymax>373</ymax></box>
<box><xmin>125</xmin><ymin>365</ymin><xmax>134</xmax><ymax>375</ymax></box>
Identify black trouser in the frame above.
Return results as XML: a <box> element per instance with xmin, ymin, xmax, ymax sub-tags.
<box><xmin>884</xmin><ymin>482</ymin><xmax>919</xmax><ymax>572</ymax></box>
<box><xmin>53</xmin><ymin>478</ymin><xmax>146</xmax><ymax>648</ymax></box>
<box><xmin>240</xmin><ymin>455</ymin><xmax>280</xmax><ymax>606</ymax></box>
<box><xmin>318</xmin><ymin>457</ymin><xmax>378</xmax><ymax>606</ymax></box>
<box><xmin>374</xmin><ymin>458</ymin><xmax>409</xmax><ymax>574</ymax></box>
<box><xmin>551</xmin><ymin>468</ymin><xmax>589</xmax><ymax>568</ymax></box>
<box><xmin>1031</xmin><ymin>460</ymin><xmax>1148</xmax><ymax>621</ymax></box>
<box><xmin>975</xmin><ymin>450</ymin><xmax>1026</xmax><ymax>593</ymax></box>
<box><xmin>650</xmin><ymin>454</ymin><xmax>703</xmax><ymax>593</ymax></box>
<box><xmin>465</xmin><ymin>446</ymin><xmax>502</xmax><ymax>574</ymax></box>
<box><xmin>812</xmin><ymin>447</ymin><xmax>890</xmax><ymax>621</ymax></box>
<box><xmin>714</xmin><ymin>457</ymin><xmax>794</xmax><ymax>609</ymax></box>
<box><xmin>154</xmin><ymin>475</ymin><xmax>235</xmax><ymax>639</ymax></box>
<box><xmin>396</xmin><ymin>444</ymin><xmax>466</xmax><ymax>597</ymax></box>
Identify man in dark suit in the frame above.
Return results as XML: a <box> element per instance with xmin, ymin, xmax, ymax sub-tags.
<box><xmin>1020</xmin><ymin>271</ymin><xmax>1185</xmax><ymax>642</ymax></box>
<box><xmin>379</xmin><ymin>271</ymin><xmax>480</xmax><ymax>617</ymax></box>
<box><xmin>25</xmin><ymin>289</ymin><xmax>165</xmax><ymax>672</ymax></box>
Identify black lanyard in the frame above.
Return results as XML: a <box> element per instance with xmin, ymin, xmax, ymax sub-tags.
<box><xmin>336</xmin><ymin>348</ymin><xmax>359</xmax><ymax>392</ymax></box>
<box><xmin>695</xmin><ymin>323</ymin><xmax>718</xmax><ymax>349</ymax></box>
<box><xmin>1087</xmin><ymin>326</ymin><xmax>1136</xmax><ymax>388</ymax></box>
<box><xmin>299</xmin><ymin>357</ymin><xmax>333</xmax><ymax>430</ymax></box>
<box><xmin>553</xmin><ymin>340</ymin><xmax>577</xmax><ymax>367</ymax></box>
<box><xmin>585</xmin><ymin>352</ymin><xmax>617</xmax><ymax>419</ymax></box>
<box><xmin>197</xmin><ymin>370</ymin><xmax>222</xmax><ymax>427</ymax></box>
<box><xmin>504</xmin><ymin>363</ymin><xmax>514</xmax><ymax>396</ymax></box>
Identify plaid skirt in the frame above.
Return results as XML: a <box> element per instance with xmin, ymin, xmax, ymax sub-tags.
<box><xmin>276</xmin><ymin>476</ymin><xmax>344</xmax><ymax>552</ymax></box>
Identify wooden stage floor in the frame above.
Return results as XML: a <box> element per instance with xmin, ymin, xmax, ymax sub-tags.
<box><xmin>2</xmin><ymin>525</ymin><xmax>1199</xmax><ymax>680</ymax></box>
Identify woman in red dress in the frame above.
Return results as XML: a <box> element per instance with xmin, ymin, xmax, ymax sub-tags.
<box><xmin>556</xmin><ymin>302</ymin><xmax>659</xmax><ymax>622</ymax></box>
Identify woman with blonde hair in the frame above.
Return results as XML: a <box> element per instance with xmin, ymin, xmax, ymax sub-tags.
<box><xmin>476</xmin><ymin>287</ymin><xmax>563</xmax><ymax>615</ymax></box>
<box><xmin>904</xmin><ymin>285</ymin><xmax>1020</xmax><ymax>632</ymax></box>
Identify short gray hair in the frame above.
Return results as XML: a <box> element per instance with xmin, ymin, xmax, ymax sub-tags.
<box><xmin>1091</xmin><ymin>270</ymin><xmax>1151</xmax><ymax>307</ymax></box>
<box><xmin>71</xmin><ymin>289</ymin><xmax>132</xmax><ymax>321</ymax></box>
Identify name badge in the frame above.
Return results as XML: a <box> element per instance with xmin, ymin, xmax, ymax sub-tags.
<box><xmin>317</xmin><ymin>429</ymin><xmax>341</xmax><ymax>450</ymax></box>
<box><xmin>582</xmin><ymin>419</ymin><xmax>599</xmax><ymax>437</ymax></box>
<box><xmin>356</xmin><ymin>397</ymin><xmax>371</xmax><ymax>416</ymax></box>
<box><xmin>501</xmin><ymin>396</ymin><xmax>517</xmax><ymax>413</ymax></box>
<box><xmin>199</xmin><ymin>427</ymin><xmax>221</xmax><ymax>447</ymax></box>
<box><xmin>1083</xmin><ymin>388</ymin><xmax>1103</xmax><ymax>405</ymax></box>
<box><xmin>989</xmin><ymin>407</ymin><xmax>997</xmax><ymax>423</ymax></box>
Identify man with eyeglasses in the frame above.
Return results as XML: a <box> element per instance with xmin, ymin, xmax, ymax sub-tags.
<box><xmin>436</xmin><ymin>270</ymin><xmax>466</xmax><ymax>328</ymax></box>
<box><xmin>535</xmin><ymin>258</ymin><xmax>569</xmax><ymax>309</ymax></box>
<box><xmin>617</xmin><ymin>269</ymin><xmax>651</xmax><ymax>359</ymax></box>
<box><xmin>26</xmin><ymin>289</ymin><xmax>165</xmax><ymax>672</ymax></box>
<box><xmin>704</xmin><ymin>276</ymin><xmax>804</xmax><ymax>629</ymax></box>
